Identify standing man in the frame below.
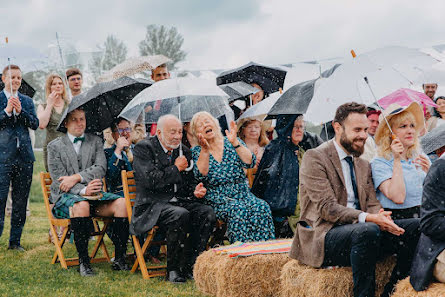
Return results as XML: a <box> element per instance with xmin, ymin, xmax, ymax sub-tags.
<box><xmin>66</xmin><ymin>68</ymin><xmax>83</xmax><ymax>97</ymax></box>
<box><xmin>130</xmin><ymin>114</ymin><xmax>215</xmax><ymax>283</ymax></box>
<box><xmin>0</xmin><ymin>65</ymin><xmax>39</xmax><ymax>251</ymax></box>
<box><xmin>361</xmin><ymin>109</ymin><xmax>381</xmax><ymax>162</ymax></box>
<box><xmin>289</xmin><ymin>102</ymin><xmax>420</xmax><ymax>297</ymax></box>
<box><xmin>423</xmin><ymin>82</ymin><xmax>438</xmax><ymax>123</ymax></box>
<box><xmin>147</xmin><ymin>63</ymin><xmax>171</xmax><ymax>136</ymax></box>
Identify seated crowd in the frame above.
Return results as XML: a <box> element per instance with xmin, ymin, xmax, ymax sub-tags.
<box><xmin>2</xmin><ymin>63</ymin><xmax>445</xmax><ymax>295</ymax></box>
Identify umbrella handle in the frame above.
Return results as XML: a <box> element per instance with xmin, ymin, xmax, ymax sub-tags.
<box><xmin>185</xmin><ymin>159</ymin><xmax>194</xmax><ymax>172</ymax></box>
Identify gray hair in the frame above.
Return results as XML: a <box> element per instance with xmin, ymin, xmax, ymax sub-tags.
<box><xmin>157</xmin><ymin>114</ymin><xmax>181</xmax><ymax>133</ymax></box>
<box><xmin>190</xmin><ymin>111</ymin><xmax>223</xmax><ymax>143</ymax></box>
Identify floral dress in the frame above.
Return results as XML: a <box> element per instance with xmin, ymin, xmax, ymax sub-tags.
<box><xmin>192</xmin><ymin>137</ymin><xmax>275</xmax><ymax>243</ymax></box>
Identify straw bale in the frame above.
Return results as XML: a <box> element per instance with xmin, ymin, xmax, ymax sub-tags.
<box><xmin>280</xmin><ymin>257</ymin><xmax>396</xmax><ymax>297</ymax></box>
<box><xmin>391</xmin><ymin>277</ymin><xmax>445</xmax><ymax>297</ymax></box>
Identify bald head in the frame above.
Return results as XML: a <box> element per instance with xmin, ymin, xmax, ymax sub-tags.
<box><xmin>157</xmin><ymin>114</ymin><xmax>183</xmax><ymax>150</ymax></box>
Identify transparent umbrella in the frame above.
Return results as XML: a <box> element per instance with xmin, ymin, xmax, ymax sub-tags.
<box><xmin>237</xmin><ymin>92</ymin><xmax>281</xmax><ymax>122</ymax></box>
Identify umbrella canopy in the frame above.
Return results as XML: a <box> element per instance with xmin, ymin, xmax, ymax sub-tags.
<box><xmin>420</xmin><ymin>125</ymin><xmax>445</xmax><ymax>155</ymax></box>
<box><xmin>237</xmin><ymin>92</ymin><xmax>281</xmax><ymax>122</ymax></box>
<box><xmin>304</xmin><ymin>46</ymin><xmax>439</xmax><ymax>124</ymax></box>
<box><xmin>216</xmin><ymin>62</ymin><xmax>287</xmax><ymax>95</ymax></box>
<box><xmin>218</xmin><ymin>81</ymin><xmax>260</xmax><ymax>102</ymax></box>
<box><xmin>57</xmin><ymin>76</ymin><xmax>152</xmax><ymax>133</ymax></box>
<box><xmin>266</xmin><ymin>79</ymin><xmax>319</xmax><ymax>119</ymax></box>
<box><xmin>0</xmin><ymin>74</ymin><xmax>36</xmax><ymax>98</ymax></box>
<box><xmin>119</xmin><ymin>77</ymin><xmax>230</xmax><ymax>123</ymax></box>
<box><xmin>378</xmin><ymin>88</ymin><xmax>437</xmax><ymax>109</ymax></box>
<box><xmin>97</xmin><ymin>55</ymin><xmax>172</xmax><ymax>82</ymax></box>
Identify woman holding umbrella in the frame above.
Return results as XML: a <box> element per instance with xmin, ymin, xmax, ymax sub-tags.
<box><xmin>371</xmin><ymin>102</ymin><xmax>431</xmax><ymax>220</ymax></box>
<box><xmin>190</xmin><ymin>112</ymin><xmax>275</xmax><ymax>243</ymax></box>
<box><xmin>37</xmin><ymin>73</ymin><xmax>69</xmax><ymax>171</ymax></box>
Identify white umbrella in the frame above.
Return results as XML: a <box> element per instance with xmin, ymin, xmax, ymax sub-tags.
<box><xmin>98</xmin><ymin>55</ymin><xmax>171</xmax><ymax>82</ymax></box>
<box><xmin>304</xmin><ymin>46</ymin><xmax>439</xmax><ymax>124</ymax></box>
<box><xmin>237</xmin><ymin>92</ymin><xmax>281</xmax><ymax>122</ymax></box>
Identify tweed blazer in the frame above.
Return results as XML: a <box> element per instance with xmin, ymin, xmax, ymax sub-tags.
<box><xmin>289</xmin><ymin>140</ymin><xmax>381</xmax><ymax>267</ymax></box>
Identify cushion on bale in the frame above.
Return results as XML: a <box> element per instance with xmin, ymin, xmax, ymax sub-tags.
<box><xmin>280</xmin><ymin>257</ymin><xmax>396</xmax><ymax>297</ymax></box>
<box><xmin>391</xmin><ymin>277</ymin><xmax>445</xmax><ymax>297</ymax></box>
<box><xmin>194</xmin><ymin>248</ymin><xmax>291</xmax><ymax>297</ymax></box>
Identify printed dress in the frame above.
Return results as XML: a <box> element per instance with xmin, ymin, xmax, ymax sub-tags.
<box><xmin>192</xmin><ymin>137</ymin><xmax>275</xmax><ymax>243</ymax></box>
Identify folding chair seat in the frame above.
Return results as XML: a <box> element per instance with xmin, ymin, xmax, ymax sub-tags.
<box><xmin>40</xmin><ymin>172</ymin><xmax>111</xmax><ymax>269</ymax></box>
<box><xmin>121</xmin><ymin>170</ymin><xmax>167</xmax><ymax>279</ymax></box>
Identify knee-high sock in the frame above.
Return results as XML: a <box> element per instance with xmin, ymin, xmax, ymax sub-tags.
<box><xmin>71</xmin><ymin>217</ymin><xmax>91</xmax><ymax>263</ymax></box>
<box><xmin>110</xmin><ymin>218</ymin><xmax>129</xmax><ymax>260</ymax></box>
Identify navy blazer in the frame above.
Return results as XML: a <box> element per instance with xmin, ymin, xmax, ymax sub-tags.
<box><xmin>410</xmin><ymin>158</ymin><xmax>445</xmax><ymax>291</ymax></box>
<box><xmin>104</xmin><ymin>144</ymin><xmax>133</xmax><ymax>195</ymax></box>
<box><xmin>0</xmin><ymin>90</ymin><xmax>39</xmax><ymax>163</ymax></box>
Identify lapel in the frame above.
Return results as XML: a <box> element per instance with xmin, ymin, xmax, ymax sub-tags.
<box><xmin>153</xmin><ymin>136</ymin><xmax>172</xmax><ymax>166</ymax></box>
<box><xmin>61</xmin><ymin>134</ymin><xmax>80</xmax><ymax>172</ymax></box>
<box><xmin>80</xmin><ymin>134</ymin><xmax>93</xmax><ymax>170</ymax></box>
<box><xmin>0</xmin><ymin>91</ymin><xmax>6</xmax><ymax>107</ymax></box>
<box><xmin>326</xmin><ymin>140</ymin><xmax>348</xmax><ymax>205</ymax></box>
<box><xmin>353</xmin><ymin>158</ymin><xmax>367</xmax><ymax>208</ymax></box>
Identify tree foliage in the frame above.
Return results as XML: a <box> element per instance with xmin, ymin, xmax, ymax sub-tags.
<box><xmin>139</xmin><ymin>24</ymin><xmax>186</xmax><ymax>69</ymax></box>
<box><xmin>90</xmin><ymin>35</ymin><xmax>128</xmax><ymax>78</ymax></box>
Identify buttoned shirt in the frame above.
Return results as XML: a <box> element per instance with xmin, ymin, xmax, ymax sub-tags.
<box><xmin>67</xmin><ymin>132</ymin><xmax>87</xmax><ymax>195</ymax></box>
<box><xmin>333</xmin><ymin>140</ymin><xmax>368</xmax><ymax>223</ymax></box>
<box><xmin>3</xmin><ymin>90</ymin><xmax>20</xmax><ymax>147</ymax></box>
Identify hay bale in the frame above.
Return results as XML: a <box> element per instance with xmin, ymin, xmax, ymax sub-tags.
<box><xmin>280</xmin><ymin>257</ymin><xmax>396</xmax><ymax>297</ymax></box>
<box><xmin>391</xmin><ymin>277</ymin><xmax>445</xmax><ymax>297</ymax></box>
<box><xmin>194</xmin><ymin>249</ymin><xmax>291</xmax><ymax>297</ymax></box>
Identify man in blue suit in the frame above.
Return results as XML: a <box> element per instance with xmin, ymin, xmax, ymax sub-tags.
<box><xmin>0</xmin><ymin>64</ymin><xmax>39</xmax><ymax>251</ymax></box>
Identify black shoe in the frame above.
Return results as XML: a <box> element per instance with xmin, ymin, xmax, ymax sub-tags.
<box><xmin>166</xmin><ymin>270</ymin><xmax>186</xmax><ymax>284</ymax></box>
<box><xmin>79</xmin><ymin>261</ymin><xmax>95</xmax><ymax>277</ymax></box>
<box><xmin>112</xmin><ymin>257</ymin><xmax>130</xmax><ymax>271</ymax></box>
<box><xmin>8</xmin><ymin>244</ymin><xmax>25</xmax><ymax>252</ymax></box>
<box><xmin>183</xmin><ymin>271</ymin><xmax>194</xmax><ymax>280</ymax></box>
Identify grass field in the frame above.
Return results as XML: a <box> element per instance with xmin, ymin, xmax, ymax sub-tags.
<box><xmin>0</xmin><ymin>151</ymin><xmax>208</xmax><ymax>297</ymax></box>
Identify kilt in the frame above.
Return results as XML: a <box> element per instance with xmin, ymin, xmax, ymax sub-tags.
<box><xmin>52</xmin><ymin>191</ymin><xmax>121</xmax><ymax>219</ymax></box>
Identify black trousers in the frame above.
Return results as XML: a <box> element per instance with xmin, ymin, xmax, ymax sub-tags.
<box><xmin>0</xmin><ymin>161</ymin><xmax>33</xmax><ymax>246</ymax></box>
<box><xmin>156</xmin><ymin>201</ymin><xmax>216</xmax><ymax>272</ymax></box>
<box><xmin>323</xmin><ymin>219</ymin><xmax>420</xmax><ymax>297</ymax></box>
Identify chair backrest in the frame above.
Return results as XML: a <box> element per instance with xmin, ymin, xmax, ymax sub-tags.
<box><xmin>40</xmin><ymin>172</ymin><xmax>55</xmax><ymax>220</ymax></box>
<box><xmin>246</xmin><ymin>168</ymin><xmax>257</xmax><ymax>188</ymax></box>
<box><xmin>121</xmin><ymin>170</ymin><xmax>136</xmax><ymax>223</ymax></box>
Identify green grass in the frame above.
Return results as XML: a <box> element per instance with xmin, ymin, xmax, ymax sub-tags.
<box><xmin>0</xmin><ymin>151</ymin><xmax>208</xmax><ymax>297</ymax></box>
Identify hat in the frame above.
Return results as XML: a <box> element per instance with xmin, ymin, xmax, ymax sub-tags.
<box><xmin>375</xmin><ymin>102</ymin><xmax>424</xmax><ymax>145</ymax></box>
<box><xmin>420</xmin><ymin>125</ymin><xmax>445</xmax><ymax>155</ymax></box>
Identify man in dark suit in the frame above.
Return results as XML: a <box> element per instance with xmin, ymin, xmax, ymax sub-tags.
<box><xmin>289</xmin><ymin>102</ymin><xmax>420</xmax><ymax>297</ymax></box>
<box><xmin>48</xmin><ymin>108</ymin><xmax>129</xmax><ymax>276</ymax></box>
<box><xmin>130</xmin><ymin>114</ymin><xmax>216</xmax><ymax>284</ymax></box>
<box><xmin>0</xmin><ymin>64</ymin><xmax>39</xmax><ymax>251</ymax></box>
<box><xmin>104</xmin><ymin>117</ymin><xmax>133</xmax><ymax>196</ymax></box>
<box><xmin>410</xmin><ymin>125</ymin><xmax>445</xmax><ymax>291</ymax></box>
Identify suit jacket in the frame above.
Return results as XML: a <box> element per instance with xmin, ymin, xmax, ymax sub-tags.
<box><xmin>47</xmin><ymin>133</ymin><xmax>106</xmax><ymax>204</ymax></box>
<box><xmin>130</xmin><ymin>136</ymin><xmax>198</xmax><ymax>235</ymax></box>
<box><xmin>410</xmin><ymin>159</ymin><xmax>445</xmax><ymax>291</ymax></box>
<box><xmin>0</xmin><ymin>90</ymin><xmax>39</xmax><ymax>163</ymax></box>
<box><xmin>104</xmin><ymin>144</ymin><xmax>133</xmax><ymax>194</ymax></box>
<box><xmin>289</xmin><ymin>140</ymin><xmax>381</xmax><ymax>267</ymax></box>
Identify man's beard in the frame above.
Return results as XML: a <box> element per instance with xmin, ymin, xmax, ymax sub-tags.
<box><xmin>160</xmin><ymin>135</ymin><xmax>180</xmax><ymax>149</ymax></box>
<box><xmin>340</xmin><ymin>131</ymin><xmax>366</xmax><ymax>157</ymax></box>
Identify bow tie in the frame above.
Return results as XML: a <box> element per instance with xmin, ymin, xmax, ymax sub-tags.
<box><xmin>73</xmin><ymin>136</ymin><xmax>85</xmax><ymax>143</ymax></box>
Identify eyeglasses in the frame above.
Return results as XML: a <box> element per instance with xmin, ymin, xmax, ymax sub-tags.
<box><xmin>293</xmin><ymin>125</ymin><xmax>304</xmax><ymax>130</ymax></box>
<box><xmin>117</xmin><ymin>128</ymin><xmax>132</xmax><ymax>134</ymax></box>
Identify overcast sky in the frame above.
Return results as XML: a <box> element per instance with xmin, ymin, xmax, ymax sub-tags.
<box><xmin>1</xmin><ymin>0</ymin><xmax>445</xmax><ymax>71</ymax></box>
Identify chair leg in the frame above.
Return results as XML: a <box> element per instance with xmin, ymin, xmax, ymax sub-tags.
<box><xmin>51</xmin><ymin>225</ymin><xmax>69</xmax><ymax>269</ymax></box>
<box><xmin>90</xmin><ymin>220</ymin><xmax>111</xmax><ymax>262</ymax></box>
<box><xmin>132</xmin><ymin>235</ymin><xmax>151</xmax><ymax>279</ymax></box>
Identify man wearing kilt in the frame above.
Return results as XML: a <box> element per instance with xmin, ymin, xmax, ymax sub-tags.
<box><xmin>47</xmin><ymin>108</ymin><xmax>129</xmax><ymax>276</ymax></box>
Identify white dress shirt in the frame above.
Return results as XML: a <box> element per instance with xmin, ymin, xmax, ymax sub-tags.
<box><xmin>67</xmin><ymin>132</ymin><xmax>87</xmax><ymax>195</ymax></box>
<box><xmin>333</xmin><ymin>140</ymin><xmax>368</xmax><ymax>223</ymax></box>
<box><xmin>3</xmin><ymin>90</ymin><xmax>20</xmax><ymax>147</ymax></box>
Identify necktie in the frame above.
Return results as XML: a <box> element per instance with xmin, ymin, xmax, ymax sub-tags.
<box><xmin>74</xmin><ymin>136</ymin><xmax>85</xmax><ymax>143</ymax></box>
<box><xmin>344</xmin><ymin>156</ymin><xmax>360</xmax><ymax>210</ymax></box>
<box><xmin>166</xmin><ymin>150</ymin><xmax>172</xmax><ymax>163</ymax></box>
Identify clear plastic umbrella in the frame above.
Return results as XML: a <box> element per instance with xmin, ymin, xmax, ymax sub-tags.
<box><xmin>237</xmin><ymin>92</ymin><xmax>281</xmax><ymax>122</ymax></box>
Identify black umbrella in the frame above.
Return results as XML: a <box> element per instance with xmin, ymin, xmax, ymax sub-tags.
<box><xmin>0</xmin><ymin>74</ymin><xmax>36</xmax><ymax>98</ymax></box>
<box><xmin>218</xmin><ymin>81</ymin><xmax>260</xmax><ymax>102</ymax></box>
<box><xmin>266</xmin><ymin>79</ymin><xmax>317</xmax><ymax>119</ymax></box>
<box><xmin>57</xmin><ymin>76</ymin><xmax>151</xmax><ymax>133</ymax></box>
<box><xmin>216</xmin><ymin>62</ymin><xmax>287</xmax><ymax>95</ymax></box>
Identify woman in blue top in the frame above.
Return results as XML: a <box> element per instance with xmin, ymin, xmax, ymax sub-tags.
<box><xmin>190</xmin><ymin>111</ymin><xmax>275</xmax><ymax>243</ymax></box>
<box><xmin>371</xmin><ymin>102</ymin><xmax>431</xmax><ymax>220</ymax></box>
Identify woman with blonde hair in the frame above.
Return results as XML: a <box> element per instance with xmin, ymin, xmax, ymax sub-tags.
<box><xmin>37</xmin><ymin>73</ymin><xmax>69</xmax><ymax>171</ymax></box>
<box><xmin>190</xmin><ymin>111</ymin><xmax>275</xmax><ymax>243</ymax></box>
<box><xmin>371</xmin><ymin>102</ymin><xmax>430</xmax><ymax>220</ymax></box>
<box><xmin>238</xmin><ymin>118</ymin><xmax>269</xmax><ymax>167</ymax></box>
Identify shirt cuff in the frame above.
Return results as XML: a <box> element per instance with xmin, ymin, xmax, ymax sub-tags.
<box><xmin>358</xmin><ymin>212</ymin><xmax>368</xmax><ymax>223</ymax></box>
<box><xmin>114</xmin><ymin>152</ymin><xmax>122</xmax><ymax>159</ymax></box>
<box><xmin>80</xmin><ymin>187</ymin><xmax>86</xmax><ymax>195</ymax></box>
<box><xmin>79</xmin><ymin>174</ymin><xmax>84</xmax><ymax>183</ymax></box>
<box><xmin>4</xmin><ymin>109</ymin><xmax>12</xmax><ymax>117</ymax></box>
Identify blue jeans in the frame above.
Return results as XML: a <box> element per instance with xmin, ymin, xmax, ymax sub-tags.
<box><xmin>323</xmin><ymin>219</ymin><xmax>420</xmax><ymax>297</ymax></box>
<box><xmin>0</xmin><ymin>161</ymin><xmax>33</xmax><ymax>246</ymax></box>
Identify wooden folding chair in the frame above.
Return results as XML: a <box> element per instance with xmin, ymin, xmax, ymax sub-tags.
<box><xmin>40</xmin><ymin>172</ymin><xmax>112</xmax><ymax>268</ymax></box>
<box><xmin>121</xmin><ymin>170</ymin><xmax>167</xmax><ymax>279</ymax></box>
<box><xmin>246</xmin><ymin>168</ymin><xmax>258</xmax><ymax>188</ymax></box>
